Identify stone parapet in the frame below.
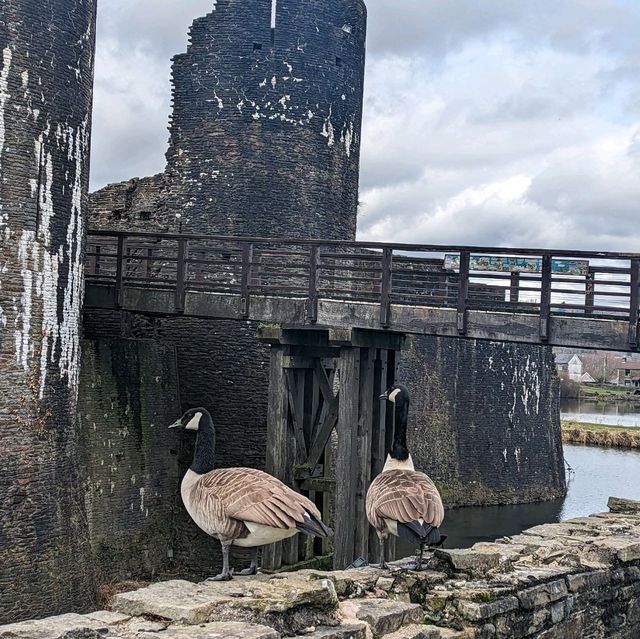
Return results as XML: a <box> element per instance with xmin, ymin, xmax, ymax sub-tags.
<box><xmin>3</xmin><ymin>498</ymin><xmax>640</xmax><ymax>638</ymax></box>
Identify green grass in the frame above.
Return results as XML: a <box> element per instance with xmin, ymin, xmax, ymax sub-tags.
<box><xmin>579</xmin><ymin>386</ymin><xmax>631</xmax><ymax>398</ymax></box>
<box><xmin>561</xmin><ymin>420</ymin><xmax>639</xmax><ymax>434</ymax></box>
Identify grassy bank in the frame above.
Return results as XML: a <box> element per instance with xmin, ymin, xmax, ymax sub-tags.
<box><xmin>562</xmin><ymin>420</ymin><xmax>640</xmax><ymax>449</ymax></box>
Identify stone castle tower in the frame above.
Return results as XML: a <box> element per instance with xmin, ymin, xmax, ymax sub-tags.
<box><xmin>165</xmin><ymin>0</ymin><xmax>367</xmax><ymax>238</ymax></box>
<box><xmin>0</xmin><ymin>0</ymin><xmax>97</xmax><ymax>623</ymax></box>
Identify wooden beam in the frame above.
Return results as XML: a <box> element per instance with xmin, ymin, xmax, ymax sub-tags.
<box><xmin>262</xmin><ymin>346</ymin><xmax>288</xmax><ymax>570</ymax></box>
<box><xmin>286</xmin><ymin>369</ymin><xmax>308</xmax><ymax>460</ymax></box>
<box><xmin>355</xmin><ymin>348</ymin><xmax>375</xmax><ymax>560</ymax></box>
<box><xmin>299</xmin><ymin>477</ymin><xmax>336</xmax><ymax>492</ymax></box>
<box><xmin>334</xmin><ymin>347</ymin><xmax>360</xmax><ymax>569</ymax></box>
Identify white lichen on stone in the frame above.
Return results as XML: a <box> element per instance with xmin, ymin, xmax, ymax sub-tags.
<box><xmin>321</xmin><ymin>106</ymin><xmax>335</xmax><ymax>147</ymax></box>
<box><xmin>341</xmin><ymin>120</ymin><xmax>354</xmax><ymax>157</ymax></box>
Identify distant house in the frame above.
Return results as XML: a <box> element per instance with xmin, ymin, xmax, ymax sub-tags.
<box><xmin>580</xmin><ymin>372</ymin><xmax>596</xmax><ymax>383</ymax></box>
<box><xmin>556</xmin><ymin>354</ymin><xmax>583</xmax><ymax>382</ymax></box>
<box><xmin>613</xmin><ymin>362</ymin><xmax>640</xmax><ymax>387</ymax></box>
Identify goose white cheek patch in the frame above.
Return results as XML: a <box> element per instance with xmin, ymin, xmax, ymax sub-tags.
<box><xmin>186</xmin><ymin>412</ymin><xmax>202</xmax><ymax>431</ymax></box>
<box><xmin>388</xmin><ymin>389</ymin><xmax>401</xmax><ymax>402</ymax></box>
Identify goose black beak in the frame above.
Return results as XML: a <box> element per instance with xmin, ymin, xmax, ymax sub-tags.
<box><xmin>168</xmin><ymin>418</ymin><xmax>182</xmax><ymax>430</ymax></box>
<box><xmin>379</xmin><ymin>391</ymin><xmax>389</xmax><ymax>400</ymax></box>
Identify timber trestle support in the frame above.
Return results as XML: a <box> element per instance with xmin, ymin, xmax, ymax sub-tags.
<box><xmin>259</xmin><ymin>326</ymin><xmax>407</xmax><ymax>570</ymax></box>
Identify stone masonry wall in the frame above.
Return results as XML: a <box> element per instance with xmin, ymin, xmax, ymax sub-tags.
<box><xmin>0</xmin><ymin>0</ymin><xmax>97</xmax><ymax>623</ymax></box>
<box><xmin>399</xmin><ymin>337</ymin><xmax>566</xmax><ymax>507</ymax></box>
<box><xmin>3</xmin><ymin>497</ymin><xmax>640</xmax><ymax>639</ymax></box>
<box><xmin>77</xmin><ymin>339</ymin><xmax>185</xmax><ymax>583</ymax></box>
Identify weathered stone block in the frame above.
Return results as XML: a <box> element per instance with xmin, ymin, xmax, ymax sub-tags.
<box><xmin>565</xmin><ymin>570</ymin><xmax>611</xmax><ymax>593</ymax></box>
<box><xmin>383</xmin><ymin>625</ymin><xmax>471</xmax><ymax>639</ymax></box>
<box><xmin>112</xmin><ymin>576</ymin><xmax>338</xmax><ymax>632</ymax></box>
<box><xmin>517</xmin><ymin>579</ymin><xmax>568</xmax><ymax>610</ymax></box>
<box><xmin>0</xmin><ymin>613</ymin><xmax>108</xmax><ymax>639</ymax></box>
<box><xmin>593</xmin><ymin>537</ymin><xmax>640</xmax><ymax>563</ymax></box>
<box><xmin>435</xmin><ymin>549</ymin><xmax>501</xmax><ymax>577</ymax></box>
<box><xmin>149</xmin><ymin>622</ymin><xmax>280</xmax><ymax>639</ymax></box>
<box><xmin>341</xmin><ymin>599</ymin><xmax>423</xmax><ymax>639</ymax></box>
<box><xmin>609</xmin><ymin>497</ymin><xmax>640</xmax><ymax>514</ymax></box>
<box><xmin>297</xmin><ymin>624</ymin><xmax>368</xmax><ymax>639</ymax></box>
<box><xmin>457</xmin><ymin>597</ymin><xmax>519</xmax><ymax>621</ymax></box>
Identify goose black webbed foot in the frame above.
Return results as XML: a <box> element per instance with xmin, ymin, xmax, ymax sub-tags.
<box><xmin>236</xmin><ymin>549</ymin><xmax>259</xmax><ymax>577</ymax></box>
<box><xmin>206</xmin><ymin>572</ymin><xmax>233</xmax><ymax>582</ymax></box>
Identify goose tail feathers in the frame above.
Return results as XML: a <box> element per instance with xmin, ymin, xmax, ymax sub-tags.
<box><xmin>398</xmin><ymin>521</ymin><xmax>442</xmax><ymax>546</ymax></box>
<box><xmin>296</xmin><ymin>511</ymin><xmax>332</xmax><ymax>538</ymax></box>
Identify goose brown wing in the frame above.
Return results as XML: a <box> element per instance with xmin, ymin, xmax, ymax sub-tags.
<box><xmin>367</xmin><ymin>470</ymin><xmax>444</xmax><ymax>531</ymax></box>
<box><xmin>199</xmin><ymin>468</ymin><xmax>321</xmax><ymax>530</ymax></box>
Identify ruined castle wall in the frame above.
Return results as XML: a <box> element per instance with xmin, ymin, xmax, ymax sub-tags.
<box><xmin>399</xmin><ymin>337</ymin><xmax>566</xmax><ymax>507</ymax></box>
<box><xmin>0</xmin><ymin>0</ymin><xmax>97</xmax><ymax>623</ymax></box>
<box><xmin>165</xmin><ymin>0</ymin><xmax>367</xmax><ymax>238</ymax></box>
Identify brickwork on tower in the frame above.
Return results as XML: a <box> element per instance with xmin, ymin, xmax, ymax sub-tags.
<box><xmin>0</xmin><ymin>0</ymin><xmax>97</xmax><ymax>623</ymax></box>
<box><xmin>165</xmin><ymin>0</ymin><xmax>367</xmax><ymax>238</ymax></box>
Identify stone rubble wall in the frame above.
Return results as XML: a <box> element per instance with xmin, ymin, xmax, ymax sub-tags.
<box><xmin>3</xmin><ymin>498</ymin><xmax>640</xmax><ymax>639</ymax></box>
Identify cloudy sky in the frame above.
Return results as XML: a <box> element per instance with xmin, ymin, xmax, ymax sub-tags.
<box><xmin>92</xmin><ymin>0</ymin><xmax>640</xmax><ymax>251</ymax></box>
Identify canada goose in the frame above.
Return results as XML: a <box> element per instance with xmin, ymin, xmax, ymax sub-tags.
<box><xmin>169</xmin><ymin>408</ymin><xmax>331</xmax><ymax>581</ymax></box>
<box><xmin>366</xmin><ymin>384</ymin><xmax>445</xmax><ymax>569</ymax></box>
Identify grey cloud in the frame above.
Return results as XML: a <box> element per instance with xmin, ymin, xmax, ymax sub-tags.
<box><xmin>90</xmin><ymin>0</ymin><xmax>640</xmax><ymax>253</ymax></box>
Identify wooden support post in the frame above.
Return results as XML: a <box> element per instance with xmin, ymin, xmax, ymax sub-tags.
<box><xmin>457</xmin><ymin>251</ymin><xmax>470</xmax><ymax>334</ymax></box>
<box><xmin>355</xmin><ymin>348</ymin><xmax>375</xmax><ymax>561</ymax></box>
<box><xmin>585</xmin><ymin>268</ymin><xmax>595</xmax><ymax>316</ymax></box>
<box><xmin>540</xmin><ymin>255</ymin><xmax>552</xmax><ymax>342</ymax></box>
<box><xmin>175</xmin><ymin>238</ymin><xmax>188</xmax><ymax>312</ymax></box>
<box><xmin>334</xmin><ymin>347</ymin><xmax>360</xmax><ymax>569</ymax></box>
<box><xmin>380</xmin><ymin>248</ymin><xmax>393</xmax><ymax>328</ymax></box>
<box><xmin>629</xmin><ymin>259</ymin><xmax>640</xmax><ymax>348</ymax></box>
<box><xmin>263</xmin><ymin>346</ymin><xmax>289</xmax><ymax>571</ymax></box>
<box><xmin>369</xmin><ymin>349</ymin><xmax>387</xmax><ymax>557</ymax></box>
<box><xmin>308</xmin><ymin>245</ymin><xmax>320</xmax><ymax>324</ymax></box>
<box><xmin>510</xmin><ymin>271</ymin><xmax>520</xmax><ymax>304</ymax></box>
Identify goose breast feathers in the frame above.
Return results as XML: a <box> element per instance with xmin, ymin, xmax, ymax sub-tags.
<box><xmin>183</xmin><ymin>468</ymin><xmax>323</xmax><ymax>542</ymax></box>
<box><xmin>366</xmin><ymin>469</ymin><xmax>444</xmax><ymax>533</ymax></box>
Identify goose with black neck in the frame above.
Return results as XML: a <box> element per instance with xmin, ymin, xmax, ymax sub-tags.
<box><xmin>170</xmin><ymin>408</ymin><xmax>331</xmax><ymax>581</ymax></box>
<box><xmin>366</xmin><ymin>384</ymin><xmax>446</xmax><ymax>569</ymax></box>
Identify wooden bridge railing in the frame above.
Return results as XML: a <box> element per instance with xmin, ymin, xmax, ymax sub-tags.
<box><xmin>85</xmin><ymin>230</ymin><xmax>640</xmax><ymax>349</ymax></box>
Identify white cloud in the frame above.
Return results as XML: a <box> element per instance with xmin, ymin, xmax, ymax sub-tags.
<box><xmin>91</xmin><ymin>0</ymin><xmax>640</xmax><ymax>252</ymax></box>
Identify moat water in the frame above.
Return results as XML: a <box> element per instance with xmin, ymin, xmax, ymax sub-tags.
<box><xmin>561</xmin><ymin>397</ymin><xmax>640</xmax><ymax>427</ymax></box>
<box><xmin>398</xmin><ymin>443</ymin><xmax>640</xmax><ymax>555</ymax></box>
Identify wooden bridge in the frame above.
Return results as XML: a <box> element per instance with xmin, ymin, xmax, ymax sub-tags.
<box><xmin>86</xmin><ymin>230</ymin><xmax>640</xmax><ymax>352</ymax></box>
<box><xmin>84</xmin><ymin>230</ymin><xmax>640</xmax><ymax>568</ymax></box>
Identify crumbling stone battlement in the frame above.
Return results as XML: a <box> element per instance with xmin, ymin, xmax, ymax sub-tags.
<box><xmin>4</xmin><ymin>498</ymin><xmax>639</xmax><ymax>639</ymax></box>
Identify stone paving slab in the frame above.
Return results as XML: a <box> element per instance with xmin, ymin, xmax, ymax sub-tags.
<box><xmin>0</xmin><ymin>613</ymin><xmax>109</xmax><ymax>639</ymax></box>
<box><xmin>340</xmin><ymin>599</ymin><xmax>424</xmax><ymax>639</ymax></box>
<box><xmin>294</xmin><ymin>623</ymin><xmax>368</xmax><ymax>639</ymax></box>
<box><xmin>135</xmin><ymin>621</ymin><xmax>279</xmax><ymax>639</ymax></box>
<box><xmin>112</xmin><ymin>575</ymin><xmax>338</xmax><ymax>625</ymax></box>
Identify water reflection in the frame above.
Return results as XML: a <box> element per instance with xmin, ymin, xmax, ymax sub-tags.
<box><xmin>561</xmin><ymin>398</ymin><xmax>640</xmax><ymax>427</ymax></box>
<box><xmin>398</xmin><ymin>444</ymin><xmax>640</xmax><ymax>555</ymax></box>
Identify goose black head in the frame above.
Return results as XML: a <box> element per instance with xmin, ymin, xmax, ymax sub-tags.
<box><xmin>168</xmin><ymin>408</ymin><xmax>211</xmax><ymax>432</ymax></box>
<box><xmin>380</xmin><ymin>384</ymin><xmax>410</xmax><ymax>405</ymax></box>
